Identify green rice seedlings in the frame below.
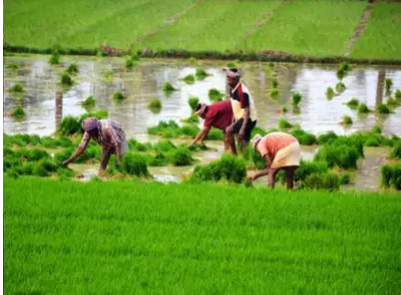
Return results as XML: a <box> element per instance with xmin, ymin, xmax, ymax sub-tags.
<box><xmin>292</xmin><ymin>92</ymin><xmax>302</xmax><ymax>106</ymax></box>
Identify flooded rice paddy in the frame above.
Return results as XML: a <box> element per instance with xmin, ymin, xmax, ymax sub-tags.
<box><xmin>3</xmin><ymin>55</ymin><xmax>401</xmax><ymax>190</ymax></box>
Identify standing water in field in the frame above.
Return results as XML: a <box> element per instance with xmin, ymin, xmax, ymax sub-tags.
<box><xmin>3</xmin><ymin>55</ymin><xmax>401</xmax><ymax>189</ymax></box>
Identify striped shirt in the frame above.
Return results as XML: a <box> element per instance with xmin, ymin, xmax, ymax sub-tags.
<box><xmin>78</xmin><ymin>119</ymin><xmax>126</xmax><ymax>150</ymax></box>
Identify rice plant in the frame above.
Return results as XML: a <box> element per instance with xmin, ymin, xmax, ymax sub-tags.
<box><xmin>79</xmin><ymin>96</ymin><xmax>96</xmax><ymax>108</ymax></box>
<box><xmin>11</xmin><ymin>105</ymin><xmax>25</xmax><ymax>119</ymax></box>
<box><xmin>180</xmin><ymin>74</ymin><xmax>195</xmax><ymax>85</ymax></box>
<box><xmin>270</xmin><ymin>88</ymin><xmax>279</xmax><ymax>99</ymax></box>
<box><xmin>208</xmin><ymin>88</ymin><xmax>223</xmax><ymax>102</ymax></box>
<box><xmin>377</xmin><ymin>103</ymin><xmax>390</xmax><ymax>114</ymax></box>
<box><xmin>67</xmin><ymin>62</ymin><xmax>79</xmax><ymax>75</ymax></box>
<box><xmin>113</xmin><ymin>91</ymin><xmax>124</xmax><ymax>101</ymax></box>
<box><xmin>148</xmin><ymin>98</ymin><xmax>162</xmax><ymax>110</ymax></box>
<box><xmin>346</xmin><ymin>98</ymin><xmax>360</xmax><ymax>109</ymax></box>
<box><xmin>60</xmin><ymin>71</ymin><xmax>73</xmax><ymax>86</ymax></box>
<box><xmin>371</xmin><ymin>124</ymin><xmax>382</xmax><ymax>134</ymax></box>
<box><xmin>336</xmin><ymin>82</ymin><xmax>346</xmax><ymax>93</ymax></box>
<box><xmin>326</xmin><ymin>87</ymin><xmax>335</xmax><ymax>99</ymax></box>
<box><xmin>292</xmin><ymin>92</ymin><xmax>302</xmax><ymax>106</ymax></box>
<box><xmin>342</xmin><ymin>115</ymin><xmax>353</xmax><ymax>125</ymax></box>
<box><xmin>48</xmin><ymin>51</ymin><xmax>60</xmax><ymax>65</ymax></box>
<box><xmin>8</xmin><ymin>82</ymin><xmax>24</xmax><ymax>93</ymax></box>
<box><xmin>278</xmin><ymin>118</ymin><xmax>292</xmax><ymax>129</ymax></box>
<box><xmin>188</xmin><ymin>97</ymin><xmax>199</xmax><ymax>111</ymax></box>
<box><xmin>195</xmin><ymin>68</ymin><xmax>210</xmax><ymax>80</ymax></box>
<box><xmin>357</xmin><ymin>103</ymin><xmax>370</xmax><ymax>114</ymax></box>
<box><xmin>162</xmin><ymin>82</ymin><xmax>177</xmax><ymax>95</ymax></box>
<box><xmin>385</xmin><ymin>78</ymin><xmax>393</xmax><ymax>96</ymax></box>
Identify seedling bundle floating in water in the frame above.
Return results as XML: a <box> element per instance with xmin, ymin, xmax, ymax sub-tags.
<box><xmin>8</xmin><ymin>82</ymin><xmax>24</xmax><ymax>93</ymax></box>
<box><xmin>11</xmin><ymin>105</ymin><xmax>25</xmax><ymax>119</ymax></box>
<box><xmin>180</xmin><ymin>74</ymin><xmax>195</xmax><ymax>85</ymax></box>
<box><xmin>162</xmin><ymin>82</ymin><xmax>177</xmax><ymax>95</ymax></box>
<box><xmin>208</xmin><ymin>88</ymin><xmax>223</xmax><ymax>102</ymax></box>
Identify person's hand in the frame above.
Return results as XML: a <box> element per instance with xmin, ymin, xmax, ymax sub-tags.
<box><xmin>199</xmin><ymin>140</ymin><xmax>204</xmax><ymax>146</ymax></box>
<box><xmin>63</xmin><ymin>159</ymin><xmax>70</xmax><ymax>166</ymax></box>
<box><xmin>247</xmin><ymin>175</ymin><xmax>257</xmax><ymax>182</ymax></box>
<box><xmin>187</xmin><ymin>143</ymin><xmax>193</xmax><ymax>149</ymax></box>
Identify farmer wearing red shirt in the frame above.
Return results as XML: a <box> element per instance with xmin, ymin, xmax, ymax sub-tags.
<box><xmin>248</xmin><ymin>132</ymin><xmax>301</xmax><ymax>189</ymax></box>
<box><xmin>187</xmin><ymin>100</ymin><xmax>233</xmax><ymax>151</ymax></box>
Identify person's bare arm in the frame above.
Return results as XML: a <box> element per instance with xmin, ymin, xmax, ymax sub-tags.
<box><xmin>188</xmin><ymin>126</ymin><xmax>211</xmax><ymax>147</ymax></box>
<box><xmin>63</xmin><ymin>133</ymin><xmax>90</xmax><ymax>165</ymax></box>
<box><xmin>250</xmin><ymin>154</ymin><xmax>272</xmax><ymax>181</ymax></box>
<box><xmin>238</xmin><ymin>108</ymin><xmax>250</xmax><ymax>141</ymax></box>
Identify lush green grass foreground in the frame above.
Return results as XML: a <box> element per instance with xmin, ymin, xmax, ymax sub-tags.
<box><xmin>4</xmin><ymin>177</ymin><xmax>401</xmax><ymax>294</ymax></box>
<box><xmin>4</xmin><ymin>0</ymin><xmax>401</xmax><ymax>62</ymax></box>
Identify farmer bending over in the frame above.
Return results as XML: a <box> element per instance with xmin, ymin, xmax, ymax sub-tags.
<box><xmin>188</xmin><ymin>100</ymin><xmax>233</xmax><ymax>151</ymax></box>
<box><xmin>63</xmin><ymin>117</ymin><xmax>128</xmax><ymax>172</ymax></box>
<box><xmin>225</xmin><ymin>68</ymin><xmax>257</xmax><ymax>154</ymax></box>
<box><xmin>248</xmin><ymin>132</ymin><xmax>300</xmax><ymax>190</ymax></box>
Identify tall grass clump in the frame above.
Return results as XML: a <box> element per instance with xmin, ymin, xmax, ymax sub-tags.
<box><xmin>48</xmin><ymin>51</ymin><xmax>60</xmax><ymax>65</ymax></box>
<box><xmin>11</xmin><ymin>106</ymin><xmax>25</xmax><ymax>119</ymax></box>
<box><xmin>271</xmin><ymin>78</ymin><xmax>278</xmax><ymax>89</ymax></box>
<box><xmin>278</xmin><ymin>118</ymin><xmax>292</xmax><ymax>129</ymax></box>
<box><xmin>357</xmin><ymin>103</ymin><xmax>370</xmax><ymax>114</ymax></box>
<box><xmin>8</xmin><ymin>83</ymin><xmax>24</xmax><ymax>93</ymax></box>
<box><xmin>79</xmin><ymin>96</ymin><xmax>96</xmax><ymax>108</ymax></box>
<box><xmin>377</xmin><ymin>103</ymin><xmax>390</xmax><ymax>114</ymax></box>
<box><xmin>131</xmin><ymin>52</ymin><xmax>140</xmax><ymax>61</ymax></box>
<box><xmin>195</xmin><ymin>68</ymin><xmax>210</xmax><ymax>80</ymax></box>
<box><xmin>113</xmin><ymin>91</ymin><xmax>124</xmax><ymax>101</ymax></box>
<box><xmin>326</xmin><ymin>87</ymin><xmax>335</xmax><ymax>99</ymax></box>
<box><xmin>346</xmin><ymin>98</ymin><xmax>360</xmax><ymax>109</ymax></box>
<box><xmin>385</xmin><ymin>78</ymin><xmax>393</xmax><ymax>96</ymax></box>
<box><xmin>292</xmin><ymin>92</ymin><xmax>302</xmax><ymax>106</ymax></box>
<box><xmin>162</xmin><ymin>82</ymin><xmax>177</xmax><ymax>95</ymax></box>
<box><xmin>60</xmin><ymin>71</ymin><xmax>73</xmax><ymax>86</ymax></box>
<box><xmin>336</xmin><ymin>82</ymin><xmax>346</xmax><ymax>93</ymax></box>
<box><xmin>381</xmin><ymin>163</ymin><xmax>401</xmax><ymax>190</ymax></box>
<box><xmin>390</xmin><ymin>141</ymin><xmax>401</xmax><ymax>159</ymax></box>
<box><xmin>188</xmin><ymin>97</ymin><xmax>199</xmax><ymax>111</ymax></box>
<box><xmin>181</xmin><ymin>74</ymin><xmax>195</xmax><ymax>85</ymax></box>
<box><xmin>190</xmin><ymin>153</ymin><xmax>246</xmax><ymax>184</ymax></box>
<box><xmin>188</xmin><ymin>57</ymin><xmax>196</xmax><ymax>64</ymax></box>
<box><xmin>342</xmin><ymin>115</ymin><xmax>353</xmax><ymax>125</ymax></box>
<box><xmin>208</xmin><ymin>89</ymin><xmax>223</xmax><ymax>102</ymax></box>
<box><xmin>67</xmin><ymin>63</ymin><xmax>79</xmax><ymax>75</ymax></box>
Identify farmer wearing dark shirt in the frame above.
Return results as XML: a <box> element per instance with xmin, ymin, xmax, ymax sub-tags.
<box><xmin>225</xmin><ymin>68</ymin><xmax>258</xmax><ymax>155</ymax></box>
<box><xmin>188</xmin><ymin>100</ymin><xmax>233</xmax><ymax>151</ymax></box>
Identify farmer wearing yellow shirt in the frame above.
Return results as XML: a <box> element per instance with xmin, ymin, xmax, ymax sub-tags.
<box><xmin>225</xmin><ymin>68</ymin><xmax>257</xmax><ymax>155</ymax></box>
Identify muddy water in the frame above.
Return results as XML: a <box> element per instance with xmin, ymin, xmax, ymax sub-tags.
<box><xmin>3</xmin><ymin>55</ymin><xmax>401</xmax><ymax>189</ymax></box>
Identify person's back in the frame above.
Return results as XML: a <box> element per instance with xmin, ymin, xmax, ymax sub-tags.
<box><xmin>204</xmin><ymin>100</ymin><xmax>233</xmax><ymax>130</ymax></box>
<box><xmin>259</xmin><ymin>132</ymin><xmax>298</xmax><ymax>160</ymax></box>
